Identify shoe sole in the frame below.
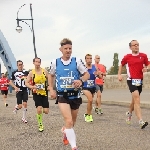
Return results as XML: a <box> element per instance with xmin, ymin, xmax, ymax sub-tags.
<box><xmin>39</xmin><ymin>129</ymin><xmax>44</xmax><ymax>132</ymax></box>
<box><xmin>141</xmin><ymin>122</ymin><xmax>148</xmax><ymax>129</ymax></box>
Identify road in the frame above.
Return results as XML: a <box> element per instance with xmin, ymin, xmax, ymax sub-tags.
<box><xmin>0</xmin><ymin>94</ymin><xmax>150</xmax><ymax>150</ymax></box>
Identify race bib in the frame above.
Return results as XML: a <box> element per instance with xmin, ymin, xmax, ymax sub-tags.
<box><xmin>36</xmin><ymin>84</ymin><xmax>45</xmax><ymax>90</ymax></box>
<box><xmin>87</xmin><ymin>80</ymin><xmax>94</xmax><ymax>87</ymax></box>
<box><xmin>60</xmin><ymin>77</ymin><xmax>74</xmax><ymax>89</ymax></box>
<box><xmin>132</xmin><ymin>79</ymin><xmax>142</xmax><ymax>86</ymax></box>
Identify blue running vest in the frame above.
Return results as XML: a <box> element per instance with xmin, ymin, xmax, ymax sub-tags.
<box><xmin>83</xmin><ymin>65</ymin><xmax>96</xmax><ymax>88</ymax></box>
<box><xmin>55</xmin><ymin>57</ymin><xmax>80</xmax><ymax>99</ymax></box>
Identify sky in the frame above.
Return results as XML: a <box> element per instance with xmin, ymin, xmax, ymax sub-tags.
<box><xmin>0</xmin><ymin>0</ymin><xmax>150</xmax><ymax>72</ymax></box>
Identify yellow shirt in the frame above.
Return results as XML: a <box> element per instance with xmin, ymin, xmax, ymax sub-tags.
<box><xmin>32</xmin><ymin>68</ymin><xmax>47</xmax><ymax>96</ymax></box>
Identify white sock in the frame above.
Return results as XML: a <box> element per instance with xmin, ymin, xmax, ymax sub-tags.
<box><xmin>23</xmin><ymin>108</ymin><xmax>27</xmax><ymax>119</ymax></box>
<box><xmin>15</xmin><ymin>104</ymin><xmax>19</xmax><ymax>110</ymax></box>
<box><xmin>65</xmin><ymin>128</ymin><xmax>76</xmax><ymax>148</ymax></box>
<box><xmin>139</xmin><ymin>119</ymin><xmax>144</xmax><ymax>124</ymax></box>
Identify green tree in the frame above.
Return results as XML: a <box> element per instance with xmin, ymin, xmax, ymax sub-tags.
<box><xmin>107</xmin><ymin>66</ymin><xmax>114</xmax><ymax>75</ymax></box>
<box><xmin>107</xmin><ymin>53</ymin><xmax>119</xmax><ymax>75</ymax></box>
<box><xmin>113</xmin><ymin>53</ymin><xmax>119</xmax><ymax>74</ymax></box>
<box><xmin>122</xmin><ymin>65</ymin><xmax>127</xmax><ymax>74</ymax></box>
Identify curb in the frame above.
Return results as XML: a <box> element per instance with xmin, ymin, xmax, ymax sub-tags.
<box><xmin>7</xmin><ymin>94</ymin><xmax>150</xmax><ymax>109</ymax></box>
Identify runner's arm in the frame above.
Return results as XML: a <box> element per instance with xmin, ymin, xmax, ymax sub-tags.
<box><xmin>118</xmin><ymin>55</ymin><xmax>127</xmax><ymax>75</ymax></box>
<box><xmin>146</xmin><ymin>64</ymin><xmax>150</xmax><ymax>72</ymax></box>
<box><xmin>77</xmin><ymin>58</ymin><xmax>90</xmax><ymax>82</ymax></box>
<box><xmin>5</xmin><ymin>79</ymin><xmax>10</xmax><ymax>86</ymax></box>
<box><xmin>44</xmin><ymin>69</ymin><xmax>49</xmax><ymax>78</ymax></box>
<box><xmin>9</xmin><ymin>72</ymin><xmax>17</xmax><ymax>88</ymax></box>
<box><xmin>102</xmin><ymin>65</ymin><xmax>107</xmax><ymax>76</ymax></box>
<box><xmin>144</xmin><ymin>54</ymin><xmax>150</xmax><ymax>71</ymax></box>
<box><xmin>118</xmin><ymin>65</ymin><xmax>123</xmax><ymax>75</ymax></box>
<box><xmin>48</xmin><ymin>60</ymin><xmax>56</xmax><ymax>91</ymax></box>
<box><xmin>25</xmin><ymin>71</ymin><xmax>34</xmax><ymax>89</ymax></box>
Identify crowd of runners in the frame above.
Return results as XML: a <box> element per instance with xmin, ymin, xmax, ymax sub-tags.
<box><xmin>0</xmin><ymin>38</ymin><xmax>150</xmax><ymax>150</ymax></box>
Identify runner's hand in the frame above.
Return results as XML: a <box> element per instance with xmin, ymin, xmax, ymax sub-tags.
<box><xmin>32</xmin><ymin>85</ymin><xmax>37</xmax><ymax>92</ymax></box>
<box><xmin>118</xmin><ymin>74</ymin><xmax>122</xmax><ymax>81</ymax></box>
<box><xmin>50</xmin><ymin>90</ymin><xmax>56</xmax><ymax>99</ymax></box>
<box><xmin>73</xmin><ymin>80</ymin><xmax>82</xmax><ymax>88</ymax></box>
<box><xmin>14</xmin><ymin>87</ymin><xmax>19</xmax><ymax>92</ymax></box>
<box><xmin>94</xmin><ymin>71</ymin><xmax>102</xmax><ymax>78</ymax></box>
<box><xmin>142</xmin><ymin>68</ymin><xmax>147</xmax><ymax>73</ymax></box>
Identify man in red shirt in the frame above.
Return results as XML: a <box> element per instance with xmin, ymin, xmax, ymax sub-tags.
<box><xmin>93</xmin><ymin>55</ymin><xmax>106</xmax><ymax>114</ymax></box>
<box><xmin>0</xmin><ymin>73</ymin><xmax>9</xmax><ymax>107</ymax></box>
<box><xmin>118</xmin><ymin>40</ymin><xmax>150</xmax><ymax>129</ymax></box>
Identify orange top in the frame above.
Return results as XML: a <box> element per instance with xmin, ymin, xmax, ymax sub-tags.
<box><xmin>95</xmin><ymin>64</ymin><xmax>106</xmax><ymax>85</ymax></box>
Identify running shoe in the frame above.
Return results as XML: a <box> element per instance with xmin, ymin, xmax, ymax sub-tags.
<box><xmin>84</xmin><ymin>114</ymin><xmax>92</xmax><ymax>122</ymax></box>
<box><xmin>61</xmin><ymin>127</ymin><xmax>69</xmax><ymax>145</ymax></box>
<box><xmin>39</xmin><ymin>125</ymin><xmax>44</xmax><ymax>132</ymax></box>
<box><xmin>5</xmin><ymin>103</ymin><xmax>8</xmax><ymax>107</ymax></box>
<box><xmin>140</xmin><ymin>121</ymin><xmax>148</xmax><ymax>129</ymax></box>
<box><xmin>126</xmin><ymin>111</ymin><xmax>132</xmax><ymax>124</ymax></box>
<box><xmin>22</xmin><ymin>118</ymin><xmax>27</xmax><ymax>123</ymax></box>
<box><xmin>89</xmin><ymin>115</ymin><xmax>93</xmax><ymax>122</ymax></box>
<box><xmin>93</xmin><ymin>107</ymin><xmax>98</xmax><ymax>114</ymax></box>
<box><xmin>98</xmin><ymin>108</ymin><xmax>103</xmax><ymax>114</ymax></box>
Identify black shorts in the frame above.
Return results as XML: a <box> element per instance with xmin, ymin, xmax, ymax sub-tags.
<box><xmin>82</xmin><ymin>87</ymin><xmax>96</xmax><ymax>95</ymax></box>
<box><xmin>127</xmin><ymin>80</ymin><xmax>142</xmax><ymax>94</ymax></box>
<box><xmin>33</xmin><ymin>94</ymin><xmax>49</xmax><ymax>108</ymax></box>
<box><xmin>96</xmin><ymin>84</ymin><xmax>103</xmax><ymax>93</ymax></box>
<box><xmin>1</xmin><ymin>90</ymin><xmax>8</xmax><ymax>95</ymax></box>
<box><xmin>57</xmin><ymin>96</ymin><xmax>82</xmax><ymax>110</ymax></box>
<box><xmin>16</xmin><ymin>91</ymin><xmax>28</xmax><ymax>105</ymax></box>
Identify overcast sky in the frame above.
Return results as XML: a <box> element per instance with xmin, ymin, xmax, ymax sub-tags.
<box><xmin>0</xmin><ymin>0</ymin><xmax>150</xmax><ymax>72</ymax></box>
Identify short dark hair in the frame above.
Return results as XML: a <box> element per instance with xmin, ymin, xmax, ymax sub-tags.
<box><xmin>33</xmin><ymin>57</ymin><xmax>41</xmax><ymax>63</ymax></box>
<box><xmin>129</xmin><ymin>40</ymin><xmax>137</xmax><ymax>47</ymax></box>
<box><xmin>85</xmin><ymin>54</ymin><xmax>92</xmax><ymax>59</ymax></box>
<box><xmin>60</xmin><ymin>38</ymin><xmax>72</xmax><ymax>46</ymax></box>
<box><xmin>17</xmin><ymin>60</ymin><xmax>23</xmax><ymax>65</ymax></box>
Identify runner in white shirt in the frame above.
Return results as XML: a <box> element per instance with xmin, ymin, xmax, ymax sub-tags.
<box><xmin>48</xmin><ymin>38</ymin><xmax>89</xmax><ymax>150</ymax></box>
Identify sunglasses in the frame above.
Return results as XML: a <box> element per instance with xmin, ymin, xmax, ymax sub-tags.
<box><xmin>131</xmin><ymin>44</ymin><xmax>139</xmax><ymax>47</ymax></box>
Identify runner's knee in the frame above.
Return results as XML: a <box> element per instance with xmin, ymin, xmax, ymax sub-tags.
<box><xmin>43</xmin><ymin>109</ymin><xmax>49</xmax><ymax>114</ymax></box>
<box><xmin>37</xmin><ymin>106</ymin><xmax>43</xmax><ymax>114</ymax></box>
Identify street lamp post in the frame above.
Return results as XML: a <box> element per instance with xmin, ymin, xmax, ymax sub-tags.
<box><xmin>16</xmin><ymin>4</ymin><xmax>37</xmax><ymax>58</ymax></box>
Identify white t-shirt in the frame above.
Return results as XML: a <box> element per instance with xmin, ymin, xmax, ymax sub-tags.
<box><xmin>49</xmin><ymin>57</ymin><xmax>87</xmax><ymax>75</ymax></box>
